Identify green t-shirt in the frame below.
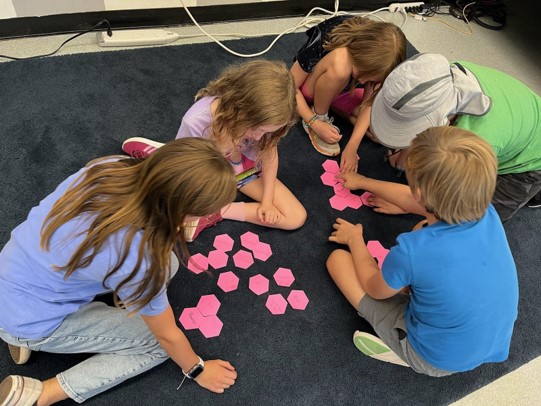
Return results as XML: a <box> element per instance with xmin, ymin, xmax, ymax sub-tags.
<box><xmin>454</xmin><ymin>61</ymin><xmax>541</xmax><ymax>174</ymax></box>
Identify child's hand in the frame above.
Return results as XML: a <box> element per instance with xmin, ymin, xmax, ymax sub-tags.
<box><xmin>195</xmin><ymin>359</ymin><xmax>237</xmax><ymax>393</ymax></box>
<box><xmin>337</xmin><ymin>172</ymin><xmax>365</xmax><ymax>191</ymax></box>
<box><xmin>340</xmin><ymin>146</ymin><xmax>359</xmax><ymax>174</ymax></box>
<box><xmin>328</xmin><ymin>217</ymin><xmax>364</xmax><ymax>246</ymax></box>
<box><xmin>257</xmin><ymin>202</ymin><xmax>282</xmax><ymax>224</ymax></box>
<box><xmin>362</xmin><ymin>81</ymin><xmax>382</xmax><ymax>100</ymax></box>
<box><xmin>312</xmin><ymin>120</ymin><xmax>342</xmax><ymax>144</ymax></box>
<box><xmin>368</xmin><ymin>195</ymin><xmax>408</xmax><ymax>215</ymax></box>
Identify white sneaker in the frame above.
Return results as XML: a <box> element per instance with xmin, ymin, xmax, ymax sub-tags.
<box><xmin>7</xmin><ymin>344</ymin><xmax>31</xmax><ymax>365</ymax></box>
<box><xmin>353</xmin><ymin>331</ymin><xmax>410</xmax><ymax>367</ymax></box>
<box><xmin>0</xmin><ymin>375</ymin><xmax>43</xmax><ymax>406</ymax></box>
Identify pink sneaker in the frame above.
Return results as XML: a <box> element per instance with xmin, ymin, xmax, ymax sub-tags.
<box><xmin>122</xmin><ymin>137</ymin><xmax>165</xmax><ymax>158</ymax></box>
<box><xmin>184</xmin><ymin>212</ymin><xmax>223</xmax><ymax>242</ymax></box>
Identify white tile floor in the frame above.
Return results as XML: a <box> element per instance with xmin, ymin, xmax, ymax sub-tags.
<box><xmin>1</xmin><ymin>5</ymin><xmax>540</xmax><ymax>405</ymax></box>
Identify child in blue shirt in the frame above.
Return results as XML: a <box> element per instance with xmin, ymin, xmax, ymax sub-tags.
<box><xmin>327</xmin><ymin>126</ymin><xmax>518</xmax><ymax>375</ymax></box>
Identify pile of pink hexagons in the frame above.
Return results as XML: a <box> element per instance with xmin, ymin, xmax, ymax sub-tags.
<box><xmin>185</xmin><ymin>231</ymin><xmax>272</xmax><ymax>275</ymax></box>
<box><xmin>249</xmin><ymin>267</ymin><xmax>309</xmax><ymax>315</ymax></box>
<box><xmin>179</xmin><ymin>294</ymin><xmax>224</xmax><ymax>338</ymax></box>
<box><xmin>320</xmin><ymin>159</ymin><xmax>374</xmax><ymax>211</ymax></box>
<box><xmin>178</xmin><ymin>232</ymin><xmax>310</xmax><ymax>338</ymax></box>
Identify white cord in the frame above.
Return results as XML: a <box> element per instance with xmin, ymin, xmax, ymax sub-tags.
<box><xmin>176</xmin><ymin>0</ymin><xmax>396</xmax><ymax>58</ymax></box>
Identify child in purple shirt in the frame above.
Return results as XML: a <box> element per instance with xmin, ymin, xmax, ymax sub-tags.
<box><xmin>123</xmin><ymin>60</ymin><xmax>306</xmax><ymax>241</ymax></box>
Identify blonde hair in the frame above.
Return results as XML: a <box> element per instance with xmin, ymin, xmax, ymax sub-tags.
<box><xmin>195</xmin><ymin>59</ymin><xmax>297</xmax><ymax>158</ymax></box>
<box><xmin>324</xmin><ymin>17</ymin><xmax>406</xmax><ymax>105</ymax></box>
<box><xmin>41</xmin><ymin>138</ymin><xmax>236</xmax><ymax>313</ymax></box>
<box><xmin>406</xmin><ymin>126</ymin><xmax>497</xmax><ymax>224</ymax></box>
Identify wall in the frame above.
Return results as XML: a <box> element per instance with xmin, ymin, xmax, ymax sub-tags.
<box><xmin>0</xmin><ymin>0</ymin><xmax>285</xmax><ymax>20</ymax></box>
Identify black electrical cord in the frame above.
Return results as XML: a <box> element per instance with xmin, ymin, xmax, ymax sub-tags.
<box><xmin>414</xmin><ymin>0</ymin><xmax>452</xmax><ymax>17</ymax></box>
<box><xmin>0</xmin><ymin>19</ymin><xmax>112</xmax><ymax>61</ymax></box>
<box><xmin>450</xmin><ymin>0</ymin><xmax>507</xmax><ymax>30</ymax></box>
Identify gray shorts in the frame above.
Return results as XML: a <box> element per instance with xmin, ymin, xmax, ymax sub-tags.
<box><xmin>493</xmin><ymin>170</ymin><xmax>541</xmax><ymax>222</ymax></box>
<box><xmin>358</xmin><ymin>294</ymin><xmax>453</xmax><ymax>377</ymax></box>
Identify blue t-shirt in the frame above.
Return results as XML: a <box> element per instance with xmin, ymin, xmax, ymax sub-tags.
<box><xmin>382</xmin><ymin>205</ymin><xmax>518</xmax><ymax>372</ymax></box>
<box><xmin>0</xmin><ymin>164</ymin><xmax>169</xmax><ymax>339</ymax></box>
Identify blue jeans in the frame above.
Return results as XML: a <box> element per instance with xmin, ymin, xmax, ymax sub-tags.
<box><xmin>0</xmin><ymin>254</ymin><xmax>179</xmax><ymax>403</ymax></box>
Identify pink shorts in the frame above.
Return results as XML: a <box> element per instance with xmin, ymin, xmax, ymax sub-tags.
<box><xmin>300</xmin><ymin>82</ymin><xmax>364</xmax><ymax>116</ymax></box>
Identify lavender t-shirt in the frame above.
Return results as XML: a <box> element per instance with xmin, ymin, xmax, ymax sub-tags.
<box><xmin>175</xmin><ymin>96</ymin><xmax>257</xmax><ymax>162</ymax></box>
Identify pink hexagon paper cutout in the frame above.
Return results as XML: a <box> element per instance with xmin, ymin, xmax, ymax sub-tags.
<box><xmin>367</xmin><ymin>240</ymin><xmax>387</xmax><ymax>257</ymax></box>
<box><xmin>198</xmin><ymin>315</ymin><xmax>223</xmax><ymax>338</ymax></box>
<box><xmin>197</xmin><ymin>294</ymin><xmax>221</xmax><ymax>316</ymax></box>
<box><xmin>240</xmin><ymin>231</ymin><xmax>260</xmax><ymax>250</ymax></box>
<box><xmin>329</xmin><ymin>195</ymin><xmax>348</xmax><ymax>211</ymax></box>
<box><xmin>207</xmin><ymin>249</ymin><xmax>229</xmax><ymax>269</ymax></box>
<box><xmin>217</xmin><ymin>271</ymin><xmax>239</xmax><ymax>293</ymax></box>
<box><xmin>249</xmin><ymin>274</ymin><xmax>269</xmax><ymax>295</ymax></box>
<box><xmin>273</xmin><ymin>267</ymin><xmax>295</xmax><ymax>287</ymax></box>
<box><xmin>179</xmin><ymin>307</ymin><xmax>204</xmax><ymax>330</ymax></box>
<box><xmin>333</xmin><ymin>183</ymin><xmax>351</xmax><ymax>198</ymax></box>
<box><xmin>345</xmin><ymin>194</ymin><xmax>363</xmax><ymax>209</ymax></box>
<box><xmin>367</xmin><ymin>240</ymin><xmax>390</xmax><ymax>268</ymax></box>
<box><xmin>187</xmin><ymin>253</ymin><xmax>208</xmax><ymax>275</ymax></box>
<box><xmin>265</xmin><ymin>294</ymin><xmax>288</xmax><ymax>315</ymax></box>
<box><xmin>213</xmin><ymin>234</ymin><xmax>234</xmax><ymax>252</ymax></box>
<box><xmin>322</xmin><ymin>159</ymin><xmax>339</xmax><ymax>174</ymax></box>
<box><xmin>287</xmin><ymin>290</ymin><xmax>309</xmax><ymax>310</ymax></box>
<box><xmin>233</xmin><ymin>249</ymin><xmax>254</xmax><ymax>269</ymax></box>
<box><xmin>360</xmin><ymin>191</ymin><xmax>375</xmax><ymax>207</ymax></box>
<box><xmin>252</xmin><ymin>242</ymin><xmax>272</xmax><ymax>261</ymax></box>
<box><xmin>320</xmin><ymin>172</ymin><xmax>339</xmax><ymax>187</ymax></box>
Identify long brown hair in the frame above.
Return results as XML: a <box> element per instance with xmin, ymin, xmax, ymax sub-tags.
<box><xmin>324</xmin><ymin>17</ymin><xmax>406</xmax><ymax>106</ymax></box>
<box><xmin>195</xmin><ymin>59</ymin><xmax>297</xmax><ymax>159</ymax></box>
<box><xmin>41</xmin><ymin>138</ymin><xmax>236</xmax><ymax>313</ymax></box>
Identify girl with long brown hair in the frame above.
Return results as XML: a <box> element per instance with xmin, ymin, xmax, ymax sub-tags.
<box><xmin>0</xmin><ymin>138</ymin><xmax>238</xmax><ymax>405</ymax></box>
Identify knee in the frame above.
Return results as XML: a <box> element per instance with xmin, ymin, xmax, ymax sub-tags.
<box><xmin>326</xmin><ymin>249</ymin><xmax>349</xmax><ymax>275</ymax></box>
<box><xmin>292</xmin><ymin>206</ymin><xmax>307</xmax><ymax>229</ymax></box>
<box><xmin>284</xmin><ymin>205</ymin><xmax>307</xmax><ymax>230</ymax></box>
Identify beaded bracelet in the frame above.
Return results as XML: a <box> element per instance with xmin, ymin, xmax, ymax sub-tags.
<box><xmin>305</xmin><ymin>114</ymin><xmax>318</xmax><ymax>128</ymax></box>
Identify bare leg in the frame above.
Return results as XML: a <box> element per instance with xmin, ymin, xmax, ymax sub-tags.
<box><xmin>37</xmin><ymin>378</ymin><xmax>68</xmax><ymax>406</ymax></box>
<box><xmin>234</xmin><ymin>178</ymin><xmax>306</xmax><ymax>230</ymax></box>
<box><xmin>326</xmin><ymin>249</ymin><xmax>366</xmax><ymax>309</ymax></box>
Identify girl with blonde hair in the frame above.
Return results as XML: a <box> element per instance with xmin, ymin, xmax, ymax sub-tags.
<box><xmin>123</xmin><ymin>60</ymin><xmax>306</xmax><ymax>241</ymax></box>
<box><xmin>291</xmin><ymin>15</ymin><xmax>406</xmax><ymax>172</ymax></box>
<box><xmin>0</xmin><ymin>138</ymin><xmax>238</xmax><ymax>405</ymax></box>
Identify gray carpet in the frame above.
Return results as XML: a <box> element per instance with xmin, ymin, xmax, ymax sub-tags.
<box><xmin>0</xmin><ymin>33</ymin><xmax>539</xmax><ymax>405</ymax></box>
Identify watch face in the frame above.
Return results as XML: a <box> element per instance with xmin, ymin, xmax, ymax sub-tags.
<box><xmin>188</xmin><ymin>364</ymin><xmax>204</xmax><ymax>379</ymax></box>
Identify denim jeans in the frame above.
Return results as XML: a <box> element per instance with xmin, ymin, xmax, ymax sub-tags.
<box><xmin>0</xmin><ymin>253</ymin><xmax>179</xmax><ymax>403</ymax></box>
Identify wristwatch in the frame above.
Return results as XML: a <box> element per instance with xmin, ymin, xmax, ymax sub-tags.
<box><xmin>184</xmin><ymin>356</ymin><xmax>205</xmax><ymax>380</ymax></box>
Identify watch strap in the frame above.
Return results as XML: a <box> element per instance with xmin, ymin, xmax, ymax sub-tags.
<box><xmin>185</xmin><ymin>356</ymin><xmax>205</xmax><ymax>380</ymax></box>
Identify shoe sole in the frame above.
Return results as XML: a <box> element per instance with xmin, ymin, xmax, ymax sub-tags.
<box><xmin>122</xmin><ymin>137</ymin><xmax>165</xmax><ymax>153</ymax></box>
<box><xmin>0</xmin><ymin>376</ymin><xmax>43</xmax><ymax>406</ymax></box>
<box><xmin>353</xmin><ymin>331</ymin><xmax>409</xmax><ymax>367</ymax></box>
<box><xmin>7</xmin><ymin>345</ymin><xmax>31</xmax><ymax>365</ymax></box>
<box><xmin>303</xmin><ymin>122</ymin><xmax>340</xmax><ymax>157</ymax></box>
<box><xmin>183</xmin><ymin>219</ymin><xmax>200</xmax><ymax>243</ymax></box>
